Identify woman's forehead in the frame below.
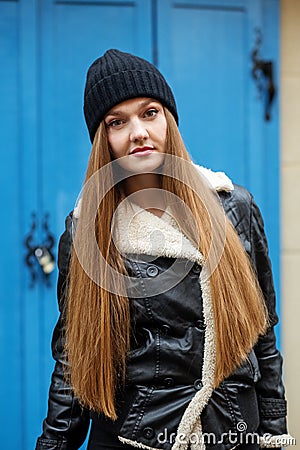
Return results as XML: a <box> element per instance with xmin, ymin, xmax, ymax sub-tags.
<box><xmin>105</xmin><ymin>97</ymin><xmax>162</xmax><ymax>116</ymax></box>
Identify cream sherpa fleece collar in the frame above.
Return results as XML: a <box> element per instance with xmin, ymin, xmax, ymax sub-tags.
<box><xmin>113</xmin><ymin>164</ymin><xmax>232</xmax><ymax>449</ymax></box>
<box><xmin>193</xmin><ymin>164</ymin><xmax>234</xmax><ymax>192</ymax></box>
<box><xmin>113</xmin><ymin>171</ymin><xmax>216</xmax><ymax>450</ymax></box>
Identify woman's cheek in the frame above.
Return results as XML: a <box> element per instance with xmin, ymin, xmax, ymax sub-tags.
<box><xmin>108</xmin><ymin>135</ymin><xmax>125</xmax><ymax>160</ymax></box>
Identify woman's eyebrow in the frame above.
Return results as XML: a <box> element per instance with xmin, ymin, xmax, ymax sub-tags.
<box><xmin>105</xmin><ymin>109</ymin><xmax>122</xmax><ymax>117</ymax></box>
<box><xmin>139</xmin><ymin>99</ymin><xmax>157</xmax><ymax>108</ymax></box>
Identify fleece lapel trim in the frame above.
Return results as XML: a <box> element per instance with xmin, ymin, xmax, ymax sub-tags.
<box><xmin>113</xmin><ymin>201</ymin><xmax>204</xmax><ymax>264</ymax></box>
<box><xmin>114</xmin><ymin>205</ymin><xmax>216</xmax><ymax>450</ymax></box>
<box><xmin>194</xmin><ymin>164</ymin><xmax>234</xmax><ymax>193</ymax></box>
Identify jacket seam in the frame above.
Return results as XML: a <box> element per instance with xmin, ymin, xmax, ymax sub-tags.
<box><xmin>132</xmin><ymin>386</ymin><xmax>154</xmax><ymax>438</ymax></box>
<box><xmin>221</xmin><ymin>384</ymin><xmax>237</xmax><ymax>427</ymax></box>
<box><xmin>155</xmin><ymin>330</ymin><xmax>160</xmax><ymax>380</ymax></box>
<box><xmin>131</xmin><ymin>260</ymin><xmax>154</xmax><ymax>321</ymax></box>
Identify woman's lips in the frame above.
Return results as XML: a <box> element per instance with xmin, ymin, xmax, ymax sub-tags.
<box><xmin>130</xmin><ymin>146</ymin><xmax>154</xmax><ymax>156</ymax></box>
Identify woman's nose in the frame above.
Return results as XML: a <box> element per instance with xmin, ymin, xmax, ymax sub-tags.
<box><xmin>129</xmin><ymin>119</ymin><xmax>149</xmax><ymax>142</ymax></box>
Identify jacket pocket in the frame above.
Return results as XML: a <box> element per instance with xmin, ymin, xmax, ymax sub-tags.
<box><xmin>201</xmin><ymin>381</ymin><xmax>260</xmax><ymax>450</ymax></box>
<box><xmin>118</xmin><ymin>385</ymin><xmax>196</xmax><ymax>450</ymax></box>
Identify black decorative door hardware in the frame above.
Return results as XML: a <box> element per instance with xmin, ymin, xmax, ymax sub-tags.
<box><xmin>24</xmin><ymin>212</ymin><xmax>56</xmax><ymax>288</ymax></box>
<box><xmin>251</xmin><ymin>28</ymin><xmax>276</xmax><ymax>121</ymax></box>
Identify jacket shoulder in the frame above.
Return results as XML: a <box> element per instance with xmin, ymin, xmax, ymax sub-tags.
<box><xmin>218</xmin><ymin>184</ymin><xmax>253</xmax><ymax>223</ymax></box>
<box><xmin>218</xmin><ymin>184</ymin><xmax>254</xmax><ymax>257</ymax></box>
<box><xmin>218</xmin><ymin>183</ymin><xmax>252</xmax><ymax>207</ymax></box>
<box><xmin>57</xmin><ymin>212</ymin><xmax>75</xmax><ymax>275</ymax></box>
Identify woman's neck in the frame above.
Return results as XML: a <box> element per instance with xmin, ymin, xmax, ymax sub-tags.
<box><xmin>123</xmin><ymin>174</ymin><xmax>166</xmax><ymax>217</ymax></box>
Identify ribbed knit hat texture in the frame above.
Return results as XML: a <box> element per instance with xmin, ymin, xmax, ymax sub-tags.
<box><xmin>83</xmin><ymin>49</ymin><xmax>178</xmax><ymax>142</ymax></box>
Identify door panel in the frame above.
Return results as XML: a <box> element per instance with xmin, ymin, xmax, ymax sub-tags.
<box><xmin>41</xmin><ymin>0</ymin><xmax>153</xmax><ymax>226</ymax></box>
<box><xmin>33</xmin><ymin>1</ymin><xmax>153</xmax><ymax>449</ymax></box>
<box><xmin>157</xmin><ymin>0</ymin><xmax>280</xmax><ymax>310</ymax></box>
<box><xmin>0</xmin><ymin>3</ymin><xmax>22</xmax><ymax>448</ymax></box>
<box><xmin>158</xmin><ymin>0</ymin><xmax>257</xmax><ymax>187</ymax></box>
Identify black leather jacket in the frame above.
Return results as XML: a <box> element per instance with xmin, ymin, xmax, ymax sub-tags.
<box><xmin>35</xmin><ymin>185</ymin><xmax>288</xmax><ymax>450</ymax></box>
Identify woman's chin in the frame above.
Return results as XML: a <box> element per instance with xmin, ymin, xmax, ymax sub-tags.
<box><xmin>116</xmin><ymin>152</ymin><xmax>165</xmax><ymax>175</ymax></box>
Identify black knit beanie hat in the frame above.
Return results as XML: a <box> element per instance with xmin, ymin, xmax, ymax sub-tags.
<box><xmin>83</xmin><ymin>49</ymin><xmax>178</xmax><ymax>142</ymax></box>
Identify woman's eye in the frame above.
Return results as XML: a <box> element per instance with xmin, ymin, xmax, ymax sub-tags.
<box><xmin>106</xmin><ymin>119</ymin><xmax>124</xmax><ymax>128</ymax></box>
<box><xmin>144</xmin><ymin>108</ymin><xmax>159</xmax><ymax>118</ymax></box>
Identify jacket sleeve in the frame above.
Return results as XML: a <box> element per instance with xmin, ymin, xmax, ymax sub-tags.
<box><xmin>35</xmin><ymin>214</ymin><xmax>90</xmax><ymax>450</ymax></box>
<box><xmin>249</xmin><ymin>196</ymin><xmax>292</xmax><ymax>448</ymax></box>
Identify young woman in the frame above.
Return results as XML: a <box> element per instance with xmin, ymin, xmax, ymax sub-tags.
<box><xmin>35</xmin><ymin>49</ymin><xmax>291</xmax><ymax>450</ymax></box>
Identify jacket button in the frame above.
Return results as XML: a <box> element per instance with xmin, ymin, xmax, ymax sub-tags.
<box><xmin>161</xmin><ymin>324</ymin><xmax>171</xmax><ymax>336</ymax></box>
<box><xmin>196</xmin><ymin>319</ymin><xmax>205</xmax><ymax>329</ymax></box>
<box><xmin>143</xmin><ymin>427</ymin><xmax>154</xmax><ymax>439</ymax></box>
<box><xmin>146</xmin><ymin>265</ymin><xmax>159</xmax><ymax>277</ymax></box>
<box><xmin>192</xmin><ymin>263</ymin><xmax>201</xmax><ymax>274</ymax></box>
<box><xmin>163</xmin><ymin>377</ymin><xmax>174</xmax><ymax>387</ymax></box>
<box><xmin>194</xmin><ymin>379</ymin><xmax>203</xmax><ymax>390</ymax></box>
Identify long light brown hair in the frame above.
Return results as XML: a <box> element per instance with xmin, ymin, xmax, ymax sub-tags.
<box><xmin>65</xmin><ymin>107</ymin><xmax>267</xmax><ymax>420</ymax></box>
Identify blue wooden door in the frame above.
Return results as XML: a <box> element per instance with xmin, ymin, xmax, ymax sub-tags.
<box><xmin>157</xmin><ymin>0</ymin><xmax>281</xmax><ymax>336</ymax></box>
<box><xmin>0</xmin><ymin>1</ymin><xmax>153</xmax><ymax>449</ymax></box>
<box><xmin>0</xmin><ymin>1</ymin><xmax>280</xmax><ymax>449</ymax></box>
<box><xmin>0</xmin><ymin>3</ymin><xmax>24</xmax><ymax>449</ymax></box>
<box><xmin>157</xmin><ymin>0</ymin><xmax>280</xmax><ymax>272</ymax></box>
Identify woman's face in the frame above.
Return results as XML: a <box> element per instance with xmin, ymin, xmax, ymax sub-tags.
<box><xmin>104</xmin><ymin>97</ymin><xmax>167</xmax><ymax>173</ymax></box>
